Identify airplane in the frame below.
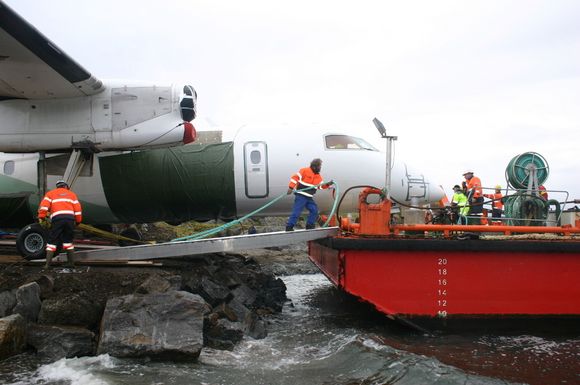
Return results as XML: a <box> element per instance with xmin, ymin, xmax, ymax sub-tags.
<box><xmin>0</xmin><ymin>1</ymin><xmax>198</xmax><ymax>187</ymax></box>
<box><xmin>0</xmin><ymin>123</ymin><xmax>446</xmax><ymax>258</ymax></box>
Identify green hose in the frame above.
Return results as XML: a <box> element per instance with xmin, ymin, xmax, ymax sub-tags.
<box><xmin>504</xmin><ymin>194</ymin><xmax>548</xmax><ymax>226</ymax></box>
<box><xmin>505</xmin><ymin>152</ymin><xmax>549</xmax><ymax>189</ymax></box>
<box><xmin>171</xmin><ymin>181</ymin><xmax>340</xmax><ymax>242</ymax></box>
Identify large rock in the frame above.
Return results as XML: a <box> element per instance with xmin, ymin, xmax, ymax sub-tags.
<box><xmin>136</xmin><ymin>274</ymin><xmax>181</xmax><ymax>295</ymax></box>
<box><xmin>27</xmin><ymin>324</ymin><xmax>95</xmax><ymax>360</ymax></box>
<box><xmin>227</xmin><ymin>299</ymin><xmax>267</xmax><ymax>339</ymax></box>
<box><xmin>204</xmin><ymin>317</ymin><xmax>244</xmax><ymax>350</ymax></box>
<box><xmin>0</xmin><ymin>290</ymin><xmax>16</xmax><ymax>317</ymax></box>
<box><xmin>199</xmin><ymin>277</ymin><xmax>232</xmax><ymax>306</ymax></box>
<box><xmin>205</xmin><ymin>299</ymin><xmax>267</xmax><ymax>350</ymax></box>
<box><xmin>33</xmin><ymin>274</ymin><xmax>55</xmax><ymax>299</ymax></box>
<box><xmin>12</xmin><ymin>282</ymin><xmax>41</xmax><ymax>322</ymax></box>
<box><xmin>231</xmin><ymin>284</ymin><xmax>257</xmax><ymax>307</ymax></box>
<box><xmin>0</xmin><ymin>314</ymin><xmax>26</xmax><ymax>360</ymax></box>
<box><xmin>253</xmin><ymin>273</ymin><xmax>287</xmax><ymax>312</ymax></box>
<box><xmin>98</xmin><ymin>291</ymin><xmax>210</xmax><ymax>361</ymax></box>
<box><xmin>38</xmin><ymin>293</ymin><xmax>103</xmax><ymax>330</ymax></box>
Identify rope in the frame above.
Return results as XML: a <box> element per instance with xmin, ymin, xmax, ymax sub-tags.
<box><xmin>171</xmin><ymin>181</ymin><xmax>340</xmax><ymax>242</ymax></box>
<box><xmin>77</xmin><ymin>224</ymin><xmax>154</xmax><ymax>245</ymax></box>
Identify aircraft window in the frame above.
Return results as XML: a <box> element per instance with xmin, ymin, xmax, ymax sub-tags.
<box><xmin>3</xmin><ymin>161</ymin><xmax>14</xmax><ymax>175</ymax></box>
<box><xmin>325</xmin><ymin>135</ymin><xmax>378</xmax><ymax>151</ymax></box>
<box><xmin>250</xmin><ymin>150</ymin><xmax>261</xmax><ymax>164</ymax></box>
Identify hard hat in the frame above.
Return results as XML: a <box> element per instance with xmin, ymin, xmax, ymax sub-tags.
<box><xmin>495</xmin><ymin>185</ymin><xmax>502</xmax><ymax>189</ymax></box>
<box><xmin>462</xmin><ymin>170</ymin><xmax>473</xmax><ymax>175</ymax></box>
<box><xmin>453</xmin><ymin>185</ymin><xmax>461</xmax><ymax>190</ymax></box>
<box><xmin>56</xmin><ymin>180</ymin><xmax>68</xmax><ymax>188</ymax></box>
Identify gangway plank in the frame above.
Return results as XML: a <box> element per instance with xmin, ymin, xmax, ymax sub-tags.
<box><xmin>69</xmin><ymin>227</ymin><xmax>339</xmax><ymax>262</ymax></box>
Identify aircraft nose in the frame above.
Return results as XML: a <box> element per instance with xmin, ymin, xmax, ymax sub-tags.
<box><xmin>179</xmin><ymin>85</ymin><xmax>197</xmax><ymax>144</ymax></box>
<box><xmin>430</xmin><ymin>184</ymin><xmax>447</xmax><ymax>203</ymax></box>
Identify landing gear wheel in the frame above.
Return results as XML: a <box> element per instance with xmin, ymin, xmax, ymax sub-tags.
<box><xmin>16</xmin><ymin>223</ymin><xmax>48</xmax><ymax>260</ymax></box>
<box><xmin>118</xmin><ymin>227</ymin><xmax>142</xmax><ymax>247</ymax></box>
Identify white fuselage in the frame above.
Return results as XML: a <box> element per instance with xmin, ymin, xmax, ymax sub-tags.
<box><xmin>0</xmin><ymin>125</ymin><xmax>445</xmax><ymax>225</ymax></box>
<box><xmin>230</xmin><ymin>125</ymin><xmax>445</xmax><ymax>216</ymax></box>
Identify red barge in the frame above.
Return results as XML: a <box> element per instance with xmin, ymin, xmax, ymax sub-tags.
<box><xmin>308</xmin><ymin>187</ymin><xmax>580</xmax><ymax>332</ymax></box>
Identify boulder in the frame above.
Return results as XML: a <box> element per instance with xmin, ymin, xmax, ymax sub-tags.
<box><xmin>246</xmin><ymin>316</ymin><xmax>267</xmax><ymax>339</ymax></box>
<box><xmin>228</xmin><ymin>299</ymin><xmax>267</xmax><ymax>339</ymax></box>
<box><xmin>38</xmin><ymin>294</ymin><xmax>103</xmax><ymax>330</ymax></box>
<box><xmin>253</xmin><ymin>274</ymin><xmax>287</xmax><ymax>312</ymax></box>
<box><xmin>213</xmin><ymin>267</ymin><xmax>243</xmax><ymax>289</ymax></box>
<box><xmin>0</xmin><ymin>314</ymin><xmax>26</xmax><ymax>360</ymax></box>
<box><xmin>27</xmin><ymin>324</ymin><xmax>95</xmax><ymax>360</ymax></box>
<box><xmin>214</xmin><ymin>302</ymin><xmax>238</xmax><ymax>322</ymax></box>
<box><xmin>0</xmin><ymin>290</ymin><xmax>16</xmax><ymax>317</ymax></box>
<box><xmin>135</xmin><ymin>274</ymin><xmax>181</xmax><ymax>294</ymax></box>
<box><xmin>98</xmin><ymin>291</ymin><xmax>210</xmax><ymax>361</ymax></box>
<box><xmin>205</xmin><ymin>299</ymin><xmax>267</xmax><ymax>351</ymax></box>
<box><xmin>204</xmin><ymin>317</ymin><xmax>244</xmax><ymax>350</ymax></box>
<box><xmin>12</xmin><ymin>282</ymin><xmax>41</xmax><ymax>322</ymax></box>
<box><xmin>34</xmin><ymin>274</ymin><xmax>55</xmax><ymax>299</ymax></box>
<box><xmin>231</xmin><ymin>284</ymin><xmax>257</xmax><ymax>307</ymax></box>
<box><xmin>199</xmin><ymin>277</ymin><xmax>232</xmax><ymax>306</ymax></box>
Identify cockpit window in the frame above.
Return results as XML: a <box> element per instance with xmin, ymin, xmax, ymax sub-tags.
<box><xmin>324</xmin><ymin>135</ymin><xmax>378</xmax><ymax>151</ymax></box>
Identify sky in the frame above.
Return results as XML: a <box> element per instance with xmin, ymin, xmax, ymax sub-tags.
<box><xmin>6</xmin><ymin>0</ymin><xmax>580</xmax><ymax>202</ymax></box>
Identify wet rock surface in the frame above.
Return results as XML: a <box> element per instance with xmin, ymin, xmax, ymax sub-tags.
<box><xmin>0</xmin><ymin>314</ymin><xmax>26</xmax><ymax>360</ymax></box>
<box><xmin>0</xmin><ymin>250</ymin><xmax>291</xmax><ymax>362</ymax></box>
<box><xmin>98</xmin><ymin>290</ymin><xmax>210</xmax><ymax>361</ymax></box>
<box><xmin>27</xmin><ymin>324</ymin><xmax>95</xmax><ymax>360</ymax></box>
<box><xmin>12</xmin><ymin>282</ymin><xmax>41</xmax><ymax>323</ymax></box>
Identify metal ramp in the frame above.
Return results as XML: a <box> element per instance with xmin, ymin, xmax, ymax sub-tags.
<box><xmin>70</xmin><ymin>227</ymin><xmax>339</xmax><ymax>262</ymax></box>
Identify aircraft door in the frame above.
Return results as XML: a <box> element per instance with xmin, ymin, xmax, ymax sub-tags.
<box><xmin>243</xmin><ymin>141</ymin><xmax>269</xmax><ymax>198</ymax></box>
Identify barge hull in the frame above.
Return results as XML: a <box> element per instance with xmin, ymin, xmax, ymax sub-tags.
<box><xmin>308</xmin><ymin>237</ymin><xmax>580</xmax><ymax>330</ymax></box>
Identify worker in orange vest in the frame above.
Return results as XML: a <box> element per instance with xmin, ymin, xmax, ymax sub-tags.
<box><xmin>484</xmin><ymin>185</ymin><xmax>504</xmax><ymax>219</ymax></box>
<box><xmin>38</xmin><ymin>180</ymin><xmax>82</xmax><ymax>268</ymax></box>
<box><xmin>463</xmin><ymin>170</ymin><xmax>483</xmax><ymax>218</ymax></box>
<box><xmin>286</xmin><ymin>158</ymin><xmax>333</xmax><ymax>231</ymax></box>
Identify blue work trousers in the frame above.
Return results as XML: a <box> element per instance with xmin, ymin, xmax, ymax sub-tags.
<box><xmin>287</xmin><ymin>194</ymin><xmax>318</xmax><ymax>228</ymax></box>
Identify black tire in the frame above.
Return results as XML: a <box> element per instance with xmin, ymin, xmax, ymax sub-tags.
<box><xmin>16</xmin><ymin>223</ymin><xmax>48</xmax><ymax>260</ymax></box>
<box><xmin>118</xmin><ymin>227</ymin><xmax>142</xmax><ymax>247</ymax></box>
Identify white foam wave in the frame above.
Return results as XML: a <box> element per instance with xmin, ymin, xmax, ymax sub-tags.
<box><xmin>35</xmin><ymin>354</ymin><xmax>116</xmax><ymax>385</ymax></box>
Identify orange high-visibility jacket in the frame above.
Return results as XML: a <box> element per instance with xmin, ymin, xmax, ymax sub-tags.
<box><xmin>38</xmin><ymin>187</ymin><xmax>82</xmax><ymax>223</ymax></box>
<box><xmin>484</xmin><ymin>193</ymin><xmax>503</xmax><ymax>209</ymax></box>
<box><xmin>288</xmin><ymin>167</ymin><xmax>328</xmax><ymax>197</ymax></box>
<box><xmin>466</xmin><ymin>176</ymin><xmax>482</xmax><ymax>198</ymax></box>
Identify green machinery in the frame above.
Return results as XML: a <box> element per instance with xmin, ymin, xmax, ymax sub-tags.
<box><xmin>504</xmin><ymin>152</ymin><xmax>560</xmax><ymax>226</ymax></box>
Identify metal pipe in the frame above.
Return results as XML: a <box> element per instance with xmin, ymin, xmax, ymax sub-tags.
<box><xmin>393</xmin><ymin>224</ymin><xmax>580</xmax><ymax>234</ymax></box>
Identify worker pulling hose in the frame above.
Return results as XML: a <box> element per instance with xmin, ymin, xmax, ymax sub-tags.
<box><xmin>171</xmin><ymin>181</ymin><xmax>340</xmax><ymax>242</ymax></box>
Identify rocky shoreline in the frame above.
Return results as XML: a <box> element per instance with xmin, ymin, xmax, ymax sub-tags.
<box><xmin>0</xmin><ymin>250</ymin><xmax>301</xmax><ymax>363</ymax></box>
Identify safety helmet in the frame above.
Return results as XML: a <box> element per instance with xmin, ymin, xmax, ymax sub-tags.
<box><xmin>56</xmin><ymin>180</ymin><xmax>68</xmax><ymax>188</ymax></box>
<box><xmin>462</xmin><ymin>170</ymin><xmax>473</xmax><ymax>175</ymax></box>
<box><xmin>495</xmin><ymin>185</ymin><xmax>502</xmax><ymax>189</ymax></box>
<box><xmin>453</xmin><ymin>185</ymin><xmax>461</xmax><ymax>190</ymax></box>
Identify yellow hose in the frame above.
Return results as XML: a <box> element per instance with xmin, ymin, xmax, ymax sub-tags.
<box><xmin>77</xmin><ymin>223</ymin><xmax>154</xmax><ymax>245</ymax></box>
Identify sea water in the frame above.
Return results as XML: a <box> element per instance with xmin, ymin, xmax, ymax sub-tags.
<box><xmin>0</xmin><ymin>274</ymin><xmax>577</xmax><ymax>385</ymax></box>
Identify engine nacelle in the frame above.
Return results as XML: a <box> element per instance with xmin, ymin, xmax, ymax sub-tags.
<box><xmin>0</xmin><ymin>81</ymin><xmax>197</xmax><ymax>152</ymax></box>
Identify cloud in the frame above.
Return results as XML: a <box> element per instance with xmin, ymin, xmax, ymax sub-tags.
<box><xmin>6</xmin><ymin>0</ymin><xmax>580</xmax><ymax>199</ymax></box>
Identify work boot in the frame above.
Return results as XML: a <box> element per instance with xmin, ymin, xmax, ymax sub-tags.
<box><xmin>305</xmin><ymin>224</ymin><xmax>316</xmax><ymax>230</ymax></box>
<box><xmin>285</xmin><ymin>226</ymin><xmax>294</xmax><ymax>231</ymax></box>
<box><xmin>44</xmin><ymin>250</ymin><xmax>54</xmax><ymax>269</ymax></box>
<box><xmin>65</xmin><ymin>249</ymin><xmax>75</xmax><ymax>268</ymax></box>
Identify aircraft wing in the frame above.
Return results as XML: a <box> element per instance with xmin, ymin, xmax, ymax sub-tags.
<box><xmin>0</xmin><ymin>1</ymin><xmax>104</xmax><ymax>99</ymax></box>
